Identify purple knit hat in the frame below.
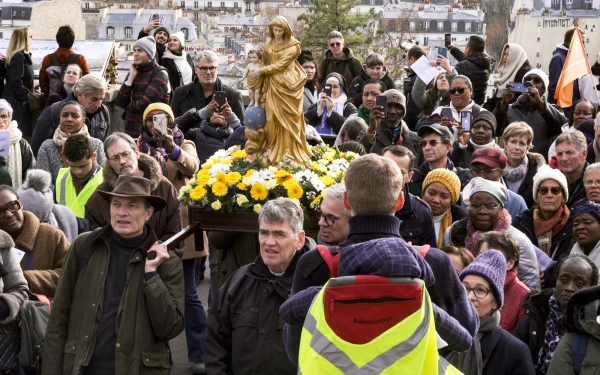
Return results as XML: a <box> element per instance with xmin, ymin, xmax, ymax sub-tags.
<box><xmin>459</xmin><ymin>250</ymin><xmax>507</xmax><ymax>308</ymax></box>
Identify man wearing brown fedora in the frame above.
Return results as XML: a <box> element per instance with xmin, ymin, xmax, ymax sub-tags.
<box><xmin>44</xmin><ymin>175</ymin><xmax>184</xmax><ymax>375</ymax></box>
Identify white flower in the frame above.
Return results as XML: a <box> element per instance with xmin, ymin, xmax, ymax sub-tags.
<box><xmin>266</xmin><ymin>179</ymin><xmax>278</xmax><ymax>190</ymax></box>
<box><xmin>211</xmin><ymin>200</ymin><xmax>222</xmax><ymax>210</ymax></box>
<box><xmin>242</xmin><ymin>176</ymin><xmax>253</xmax><ymax>186</ymax></box>
<box><xmin>209</xmin><ymin>163</ymin><xmax>231</xmax><ymax>175</ymax></box>
<box><xmin>207</xmin><ymin>178</ymin><xmax>217</xmax><ymax>186</ymax></box>
<box><xmin>253</xmin><ymin>204</ymin><xmax>262</xmax><ymax>213</ymax></box>
<box><xmin>268</xmin><ymin>166</ymin><xmax>278</xmax><ymax>173</ymax></box>
<box><xmin>236</xmin><ymin>194</ymin><xmax>249</xmax><ymax>206</ymax></box>
<box><xmin>178</xmin><ymin>185</ymin><xmax>191</xmax><ymax>199</ymax></box>
<box><xmin>311</xmin><ymin>179</ymin><xmax>326</xmax><ymax>192</ymax></box>
<box><xmin>213</xmin><ymin>149</ymin><xmax>230</xmax><ymax>159</ymax></box>
<box><xmin>318</xmin><ymin>159</ymin><xmax>329</xmax><ymax>165</ymax></box>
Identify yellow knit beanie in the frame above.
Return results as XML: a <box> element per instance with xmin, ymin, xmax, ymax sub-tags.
<box><xmin>422</xmin><ymin>169</ymin><xmax>461</xmax><ymax>204</ymax></box>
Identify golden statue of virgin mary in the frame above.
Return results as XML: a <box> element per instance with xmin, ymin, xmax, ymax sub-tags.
<box><xmin>247</xmin><ymin>16</ymin><xmax>312</xmax><ymax>165</ymax></box>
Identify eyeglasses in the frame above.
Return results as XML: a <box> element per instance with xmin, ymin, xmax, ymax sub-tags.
<box><xmin>421</xmin><ymin>140</ymin><xmax>441</xmax><ymax>148</ymax></box>
<box><xmin>538</xmin><ymin>187</ymin><xmax>563</xmax><ymax>195</ymax></box>
<box><xmin>469</xmin><ymin>202</ymin><xmax>501</xmax><ymax>212</ymax></box>
<box><xmin>65</xmin><ymin>70</ymin><xmax>79</xmax><ymax>76</ymax></box>
<box><xmin>196</xmin><ymin>66</ymin><xmax>217</xmax><ymax>73</ymax></box>
<box><xmin>0</xmin><ymin>200</ymin><xmax>21</xmax><ymax>219</ymax></box>
<box><xmin>584</xmin><ymin>180</ymin><xmax>600</xmax><ymax>187</ymax></box>
<box><xmin>315</xmin><ymin>209</ymin><xmax>348</xmax><ymax>226</ymax></box>
<box><xmin>523</xmin><ymin>76</ymin><xmax>543</xmax><ymax>85</ymax></box>
<box><xmin>109</xmin><ymin>151</ymin><xmax>132</xmax><ymax>163</ymax></box>
<box><xmin>470</xmin><ymin>167</ymin><xmax>501</xmax><ymax>176</ymax></box>
<box><xmin>573</xmin><ymin>111</ymin><xmax>594</xmax><ymax>117</ymax></box>
<box><xmin>463</xmin><ymin>285</ymin><xmax>491</xmax><ymax>299</ymax></box>
<box><xmin>449</xmin><ymin>88</ymin><xmax>467</xmax><ymax>95</ymax></box>
<box><xmin>329</xmin><ymin>42</ymin><xmax>341</xmax><ymax>47</ymax></box>
<box><xmin>0</xmin><ymin>114</ymin><xmax>9</xmax><ymax>121</ymax></box>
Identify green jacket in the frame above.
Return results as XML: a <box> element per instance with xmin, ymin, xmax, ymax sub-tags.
<box><xmin>43</xmin><ymin>225</ymin><xmax>185</xmax><ymax>375</ymax></box>
<box><xmin>318</xmin><ymin>48</ymin><xmax>362</xmax><ymax>89</ymax></box>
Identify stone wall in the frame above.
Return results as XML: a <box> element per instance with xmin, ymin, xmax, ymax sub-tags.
<box><xmin>30</xmin><ymin>0</ymin><xmax>86</xmax><ymax>41</ymax></box>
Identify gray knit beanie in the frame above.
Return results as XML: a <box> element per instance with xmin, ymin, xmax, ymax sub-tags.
<box><xmin>134</xmin><ymin>36</ymin><xmax>157</xmax><ymax>60</ymax></box>
<box><xmin>459</xmin><ymin>250</ymin><xmax>507</xmax><ymax>308</ymax></box>
<box><xmin>17</xmin><ymin>169</ymin><xmax>54</xmax><ymax>223</ymax></box>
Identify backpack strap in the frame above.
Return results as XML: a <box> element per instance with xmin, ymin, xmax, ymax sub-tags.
<box><xmin>65</xmin><ymin>53</ymin><xmax>79</xmax><ymax>66</ymax></box>
<box><xmin>572</xmin><ymin>332</ymin><xmax>588</xmax><ymax>375</ymax></box>
<box><xmin>48</xmin><ymin>53</ymin><xmax>61</xmax><ymax>67</ymax></box>
<box><xmin>316</xmin><ymin>245</ymin><xmax>340</xmax><ymax>278</ymax></box>
<box><xmin>76</xmin><ymin>227</ymin><xmax>103</xmax><ymax>278</ymax></box>
<box><xmin>418</xmin><ymin>244</ymin><xmax>430</xmax><ymax>258</ymax></box>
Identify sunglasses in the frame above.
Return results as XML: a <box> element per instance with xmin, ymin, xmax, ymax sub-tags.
<box><xmin>449</xmin><ymin>88</ymin><xmax>467</xmax><ymax>95</ymax></box>
<box><xmin>421</xmin><ymin>140</ymin><xmax>441</xmax><ymax>148</ymax></box>
<box><xmin>538</xmin><ymin>187</ymin><xmax>562</xmax><ymax>196</ymax></box>
<box><xmin>523</xmin><ymin>76</ymin><xmax>543</xmax><ymax>85</ymax></box>
<box><xmin>329</xmin><ymin>42</ymin><xmax>341</xmax><ymax>47</ymax></box>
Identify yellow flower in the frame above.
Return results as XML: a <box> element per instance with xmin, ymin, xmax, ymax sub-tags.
<box><xmin>286</xmin><ymin>182</ymin><xmax>304</xmax><ymax>199</ymax></box>
<box><xmin>189</xmin><ymin>186</ymin><xmax>207</xmax><ymax>201</ymax></box>
<box><xmin>253</xmin><ymin>204</ymin><xmax>262</xmax><ymax>214</ymax></box>
<box><xmin>236</xmin><ymin>194</ymin><xmax>249</xmax><ymax>206</ymax></box>
<box><xmin>244</xmin><ymin>169</ymin><xmax>257</xmax><ymax>178</ymax></box>
<box><xmin>250</xmin><ymin>182</ymin><xmax>269</xmax><ymax>201</ymax></box>
<box><xmin>222</xmin><ymin>159</ymin><xmax>233</xmax><ymax>165</ymax></box>
<box><xmin>212</xmin><ymin>182</ymin><xmax>228</xmax><ymax>197</ymax></box>
<box><xmin>310</xmin><ymin>162</ymin><xmax>320</xmax><ymax>171</ymax></box>
<box><xmin>310</xmin><ymin>194</ymin><xmax>322</xmax><ymax>207</ymax></box>
<box><xmin>318</xmin><ymin>159</ymin><xmax>329</xmax><ymax>165</ymax></box>
<box><xmin>236</xmin><ymin>182</ymin><xmax>247</xmax><ymax>191</ymax></box>
<box><xmin>215</xmin><ymin>172</ymin><xmax>227</xmax><ymax>184</ymax></box>
<box><xmin>319</xmin><ymin>175</ymin><xmax>336</xmax><ymax>186</ymax></box>
<box><xmin>275</xmin><ymin>170</ymin><xmax>292</xmax><ymax>185</ymax></box>
<box><xmin>282</xmin><ymin>179</ymin><xmax>297</xmax><ymax>190</ymax></box>
<box><xmin>211</xmin><ymin>200</ymin><xmax>222</xmax><ymax>210</ymax></box>
<box><xmin>231</xmin><ymin>149</ymin><xmax>248</xmax><ymax>159</ymax></box>
<box><xmin>196</xmin><ymin>172</ymin><xmax>211</xmax><ymax>187</ymax></box>
<box><xmin>226</xmin><ymin>172</ymin><xmax>242</xmax><ymax>185</ymax></box>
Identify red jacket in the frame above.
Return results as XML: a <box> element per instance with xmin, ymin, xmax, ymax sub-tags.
<box><xmin>39</xmin><ymin>47</ymin><xmax>91</xmax><ymax>97</ymax></box>
<box><xmin>500</xmin><ymin>268</ymin><xmax>530</xmax><ymax>333</ymax></box>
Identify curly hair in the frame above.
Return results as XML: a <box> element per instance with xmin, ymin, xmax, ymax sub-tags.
<box><xmin>64</xmin><ymin>133</ymin><xmax>94</xmax><ymax>162</ymax></box>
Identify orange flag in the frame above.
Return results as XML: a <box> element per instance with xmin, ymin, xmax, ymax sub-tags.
<box><xmin>554</xmin><ymin>28</ymin><xmax>592</xmax><ymax>107</ymax></box>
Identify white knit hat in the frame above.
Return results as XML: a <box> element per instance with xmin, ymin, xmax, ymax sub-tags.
<box><xmin>523</xmin><ymin>69</ymin><xmax>550</xmax><ymax>99</ymax></box>
<box><xmin>532</xmin><ymin>165</ymin><xmax>569</xmax><ymax>202</ymax></box>
<box><xmin>170</xmin><ymin>32</ymin><xmax>186</xmax><ymax>47</ymax></box>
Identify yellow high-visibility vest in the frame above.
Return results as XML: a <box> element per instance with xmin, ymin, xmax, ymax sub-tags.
<box><xmin>55</xmin><ymin>167</ymin><xmax>103</xmax><ymax>218</ymax></box>
<box><xmin>298</xmin><ymin>278</ymin><xmax>463</xmax><ymax>375</ymax></box>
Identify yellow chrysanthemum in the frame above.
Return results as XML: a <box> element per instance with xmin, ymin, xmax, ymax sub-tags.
<box><xmin>310</xmin><ymin>161</ymin><xmax>320</xmax><ymax>171</ymax></box>
<box><xmin>253</xmin><ymin>204</ymin><xmax>262</xmax><ymax>214</ymax></box>
<box><xmin>222</xmin><ymin>159</ymin><xmax>233</xmax><ymax>165</ymax></box>
<box><xmin>275</xmin><ymin>170</ymin><xmax>292</xmax><ymax>185</ymax></box>
<box><xmin>244</xmin><ymin>169</ymin><xmax>257</xmax><ymax>178</ymax></box>
<box><xmin>211</xmin><ymin>200</ymin><xmax>222</xmax><ymax>210</ymax></box>
<box><xmin>250</xmin><ymin>182</ymin><xmax>268</xmax><ymax>201</ymax></box>
<box><xmin>286</xmin><ymin>182</ymin><xmax>304</xmax><ymax>199</ymax></box>
<box><xmin>189</xmin><ymin>186</ymin><xmax>207</xmax><ymax>201</ymax></box>
<box><xmin>212</xmin><ymin>182</ymin><xmax>228</xmax><ymax>197</ymax></box>
<box><xmin>310</xmin><ymin>194</ymin><xmax>322</xmax><ymax>207</ymax></box>
<box><xmin>196</xmin><ymin>172</ymin><xmax>211</xmax><ymax>187</ymax></box>
<box><xmin>319</xmin><ymin>175</ymin><xmax>336</xmax><ymax>186</ymax></box>
<box><xmin>214</xmin><ymin>172</ymin><xmax>227</xmax><ymax>184</ymax></box>
<box><xmin>231</xmin><ymin>150</ymin><xmax>248</xmax><ymax>159</ymax></box>
<box><xmin>282</xmin><ymin>179</ymin><xmax>297</xmax><ymax>190</ymax></box>
<box><xmin>236</xmin><ymin>182</ymin><xmax>247</xmax><ymax>191</ymax></box>
<box><xmin>226</xmin><ymin>172</ymin><xmax>242</xmax><ymax>185</ymax></box>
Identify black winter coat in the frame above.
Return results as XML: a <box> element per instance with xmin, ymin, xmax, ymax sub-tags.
<box><xmin>512</xmin><ymin>206</ymin><xmax>573</xmax><ymax>262</ymax></box>
<box><xmin>486</xmin><ymin>60</ymin><xmax>532</xmax><ymax>116</ymax></box>
<box><xmin>403</xmin><ymin>72</ymin><xmax>420</xmax><ymax>130</ymax></box>
<box><xmin>304</xmin><ymin>101</ymin><xmax>357</xmax><ymax>135</ymax></box>
<box><xmin>474</xmin><ymin>325</ymin><xmax>535</xmax><ymax>375</ymax></box>
<box><xmin>450</xmin><ymin>48</ymin><xmax>491</xmax><ymax>106</ymax></box>
<box><xmin>357</xmin><ymin>121</ymin><xmax>424</xmax><ymax>165</ymax></box>
<box><xmin>408</xmin><ymin>159</ymin><xmax>472</xmax><ymax>198</ymax></box>
<box><xmin>186</xmin><ymin>120</ymin><xmax>235</xmax><ymax>163</ymax></box>
<box><xmin>347</xmin><ymin>66</ymin><xmax>396</xmax><ymax>108</ymax></box>
<box><xmin>17</xmin><ymin>138</ymin><xmax>35</xmax><ymax>184</ymax></box>
<box><xmin>160</xmin><ymin>53</ymin><xmax>195</xmax><ymax>92</ymax></box>
<box><xmin>395</xmin><ymin>189</ymin><xmax>437</xmax><ymax>248</ymax></box>
<box><xmin>508</xmin><ymin>153</ymin><xmax>545</xmax><ymax>209</ymax></box>
<box><xmin>204</xmin><ymin>243</ymin><xmax>312</xmax><ymax>375</ymax></box>
<box><xmin>513</xmin><ymin>289</ymin><xmax>558</xmax><ymax>364</ymax></box>
<box><xmin>3</xmin><ymin>52</ymin><xmax>34</xmax><ymax>137</ymax></box>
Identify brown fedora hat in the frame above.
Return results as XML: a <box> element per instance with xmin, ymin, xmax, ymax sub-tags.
<box><xmin>97</xmin><ymin>175</ymin><xmax>167</xmax><ymax>212</ymax></box>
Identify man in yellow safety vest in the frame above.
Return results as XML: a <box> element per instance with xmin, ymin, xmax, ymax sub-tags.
<box><xmin>55</xmin><ymin>133</ymin><xmax>103</xmax><ymax>232</ymax></box>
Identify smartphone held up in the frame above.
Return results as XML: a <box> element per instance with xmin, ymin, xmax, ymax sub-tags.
<box><xmin>153</xmin><ymin>114</ymin><xmax>168</xmax><ymax>135</ymax></box>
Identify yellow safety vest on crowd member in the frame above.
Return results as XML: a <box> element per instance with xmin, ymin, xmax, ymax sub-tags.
<box><xmin>298</xmin><ymin>278</ymin><xmax>463</xmax><ymax>375</ymax></box>
<box><xmin>55</xmin><ymin>167</ymin><xmax>103</xmax><ymax>218</ymax></box>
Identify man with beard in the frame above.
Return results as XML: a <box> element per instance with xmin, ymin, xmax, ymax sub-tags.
<box><xmin>356</xmin><ymin>89</ymin><xmax>423</xmax><ymax>165</ymax></box>
<box><xmin>138</xmin><ymin>18</ymin><xmax>170</xmax><ymax>64</ymax></box>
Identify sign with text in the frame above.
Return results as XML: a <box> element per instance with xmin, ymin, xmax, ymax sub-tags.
<box><xmin>0</xmin><ymin>130</ymin><xmax>10</xmax><ymax>157</ymax></box>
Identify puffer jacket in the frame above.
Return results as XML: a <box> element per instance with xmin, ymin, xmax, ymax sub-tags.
<box><xmin>347</xmin><ymin>65</ymin><xmax>396</xmax><ymax>107</ymax></box>
<box><xmin>513</xmin><ymin>289</ymin><xmax>557</xmax><ymax>362</ymax></box>
<box><xmin>513</xmin><ymin>205</ymin><xmax>573</xmax><ymax>262</ymax></box>
<box><xmin>43</xmin><ymin>224</ymin><xmax>184</xmax><ymax>375</ymax></box>
<box><xmin>547</xmin><ymin>286</ymin><xmax>600</xmax><ymax>374</ymax></box>
<box><xmin>357</xmin><ymin>121</ymin><xmax>424</xmax><ymax>164</ymax></box>
<box><xmin>0</xmin><ymin>230</ymin><xmax>28</xmax><ymax>324</ymax></box>
<box><xmin>500</xmin><ymin>268</ymin><xmax>529</xmax><ymax>333</ymax></box>
<box><xmin>187</xmin><ymin>120</ymin><xmax>235</xmax><ymax>163</ymax></box>
<box><xmin>318</xmin><ymin>48</ymin><xmax>362</xmax><ymax>89</ymax></box>
<box><xmin>84</xmin><ymin>153</ymin><xmax>183</xmax><ymax>256</ymax></box>
<box><xmin>494</xmin><ymin>95</ymin><xmax>567</xmax><ymax>159</ymax></box>
<box><xmin>449</xmin><ymin>47</ymin><xmax>491</xmax><ymax>105</ymax></box>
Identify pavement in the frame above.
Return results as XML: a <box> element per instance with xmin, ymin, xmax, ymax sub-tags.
<box><xmin>170</xmin><ymin>267</ymin><xmax>211</xmax><ymax>375</ymax></box>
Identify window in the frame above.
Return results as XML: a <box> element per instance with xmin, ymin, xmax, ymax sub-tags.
<box><xmin>125</xmin><ymin>26</ymin><xmax>132</xmax><ymax>39</ymax></box>
<box><xmin>424</xmin><ymin>21</ymin><xmax>429</xmax><ymax>30</ymax></box>
<box><xmin>476</xmin><ymin>23</ymin><xmax>481</xmax><ymax>32</ymax></box>
<box><xmin>207</xmin><ymin>1</ymin><xmax>212</xmax><ymax>7</ymax></box>
<box><xmin>85</xmin><ymin>2</ymin><xmax>90</xmax><ymax>9</ymax></box>
<box><xmin>451</xmin><ymin>22</ymin><xmax>457</xmax><ymax>32</ymax></box>
<box><xmin>246</xmin><ymin>1</ymin><xmax>250</xmax><ymax>10</ymax></box>
<box><xmin>194</xmin><ymin>12</ymin><xmax>199</xmax><ymax>19</ymax></box>
<box><xmin>181</xmin><ymin>1</ymin><xmax>185</xmax><ymax>7</ymax></box>
<box><xmin>465</xmin><ymin>22</ymin><xmax>471</xmax><ymax>32</ymax></box>
<box><xmin>234</xmin><ymin>2</ymin><xmax>238</xmax><ymax>7</ymax></box>
<box><xmin>537</xmin><ymin>37</ymin><xmax>540</xmax><ymax>42</ymax></box>
<box><xmin>409</xmin><ymin>21</ymin><xmax>415</xmax><ymax>30</ymax></box>
<box><xmin>536</xmin><ymin>52</ymin><xmax>540</xmax><ymax>57</ymax></box>
<box><xmin>438</xmin><ymin>21</ymin><xmax>443</xmax><ymax>30</ymax></box>
<box><xmin>181</xmin><ymin>28</ymin><xmax>189</xmax><ymax>40</ymax></box>
<box><xmin>107</xmin><ymin>26</ymin><xmax>114</xmax><ymax>39</ymax></box>
<box><xmin>221</xmin><ymin>2</ymin><xmax>225</xmax><ymax>7</ymax></box>
<box><xmin>194</xmin><ymin>0</ymin><xmax>198</xmax><ymax>7</ymax></box>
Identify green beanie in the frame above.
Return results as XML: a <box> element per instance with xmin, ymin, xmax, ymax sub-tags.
<box><xmin>154</xmin><ymin>26</ymin><xmax>171</xmax><ymax>38</ymax></box>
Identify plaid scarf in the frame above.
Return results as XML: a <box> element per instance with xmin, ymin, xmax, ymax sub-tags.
<box><xmin>535</xmin><ymin>294</ymin><xmax>562</xmax><ymax>375</ymax></box>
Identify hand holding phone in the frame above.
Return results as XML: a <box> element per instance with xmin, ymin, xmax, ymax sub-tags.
<box><xmin>441</xmin><ymin>108</ymin><xmax>453</xmax><ymax>120</ymax></box>
<box><xmin>509</xmin><ymin>82</ymin><xmax>529</xmax><ymax>94</ymax></box>
<box><xmin>323</xmin><ymin>84</ymin><xmax>332</xmax><ymax>98</ymax></box>
<box><xmin>153</xmin><ymin>114</ymin><xmax>168</xmax><ymax>135</ymax></box>
<box><xmin>460</xmin><ymin>112</ymin><xmax>472</xmax><ymax>132</ymax></box>
<box><xmin>375</xmin><ymin>95</ymin><xmax>388</xmax><ymax>116</ymax></box>
<box><xmin>444</xmin><ymin>34</ymin><xmax>452</xmax><ymax>48</ymax></box>
<box><xmin>438</xmin><ymin>47</ymin><xmax>448</xmax><ymax>58</ymax></box>
<box><xmin>152</xmin><ymin>13</ymin><xmax>160</xmax><ymax>21</ymax></box>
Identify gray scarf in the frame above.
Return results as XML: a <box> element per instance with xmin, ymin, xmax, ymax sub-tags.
<box><xmin>504</xmin><ymin>156</ymin><xmax>527</xmax><ymax>183</ymax></box>
<box><xmin>446</xmin><ymin>310</ymin><xmax>500</xmax><ymax>375</ymax></box>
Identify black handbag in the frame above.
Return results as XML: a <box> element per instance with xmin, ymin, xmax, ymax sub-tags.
<box><xmin>26</xmin><ymin>86</ymin><xmax>46</xmax><ymax>113</ymax></box>
<box><xmin>0</xmin><ymin>322</ymin><xmax>19</xmax><ymax>370</ymax></box>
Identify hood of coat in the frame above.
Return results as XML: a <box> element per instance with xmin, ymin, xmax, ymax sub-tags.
<box><xmin>465</xmin><ymin>52</ymin><xmax>491</xmax><ymax>70</ymax></box>
<box><xmin>325</xmin><ymin>47</ymin><xmax>356</xmax><ymax>61</ymax></box>
<box><xmin>528</xmin><ymin>152</ymin><xmax>547</xmax><ymax>169</ymax></box>
<box><xmin>102</xmin><ymin>153</ymin><xmax>163</xmax><ymax>191</ymax></box>
<box><xmin>524</xmin><ymin>288</ymin><xmax>554</xmax><ymax>317</ymax></box>
<box><xmin>565</xmin><ymin>285</ymin><xmax>600</xmax><ymax>337</ymax></box>
<box><xmin>13</xmin><ymin>211</ymin><xmax>40</xmax><ymax>252</ymax></box>
<box><xmin>359</xmin><ymin>64</ymin><xmax>388</xmax><ymax>81</ymax></box>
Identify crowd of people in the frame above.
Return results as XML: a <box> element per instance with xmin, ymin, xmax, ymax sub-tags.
<box><xmin>0</xmin><ymin>18</ymin><xmax>599</xmax><ymax>375</ymax></box>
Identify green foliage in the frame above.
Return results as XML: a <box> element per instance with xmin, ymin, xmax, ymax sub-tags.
<box><xmin>297</xmin><ymin>0</ymin><xmax>376</xmax><ymax>57</ymax></box>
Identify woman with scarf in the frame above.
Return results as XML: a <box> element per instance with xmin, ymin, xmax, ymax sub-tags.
<box><xmin>513</xmin><ymin>166</ymin><xmax>573</xmax><ymax>264</ymax></box>
<box><xmin>515</xmin><ymin>254</ymin><xmax>597</xmax><ymax>375</ymax></box>
<box><xmin>161</xmin><ymin>32</ymin><xmax>194</xmax><ymax>93</ymax></box>
<box><xmin>305</xmin><ymin>72</ymin><xmax>357</xmax><ymax>140</ymax></box>
<box><xmin>502</xmin><ymin>121</ymin><xmax>546</xmax><ymax>208</ymax></box>
<box><xmin>486</xmin><ymin>43</ymin><xmax>531</xmax><ymax>117</ymax></box>
<box><xmin>422</xmin><ymin>168</ymin><xmax>468</xmax><ymax>248</ymax></box>
<box><xmin>443</xmin><ymin>177</ymin><xmax>541</xmax><ymax>289</ymax></box>
<box><xmin>139</xmin><ymin>103</ymin><xmax>206</xmax><ymax>372</ymax></box>
<box><xmin>447</xmin><ymin>250</ymin><xmax>535</xmax><ymax>375</ymax></box>
<box><xmin>569</xmin><ymin>200</ymin><xmax>600</xmax><ymax>269</ymax></box>
<box><xmin>36</xmin><ymin>101</ymin><xmax>105</xmax><ymax>192</ymax></box>
<box><xmin>0</xmin><ymin>99</ymin><xmax>34</xmax><ymax>189</ymax></box>
<box><xmin>548</xmin><ymin>98</ymin><xmax>597</xmax><ymax>160</ymax></box>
